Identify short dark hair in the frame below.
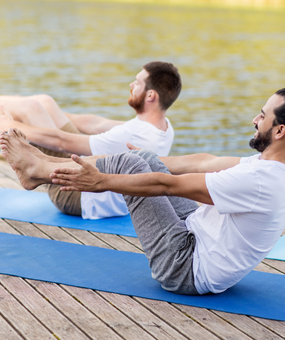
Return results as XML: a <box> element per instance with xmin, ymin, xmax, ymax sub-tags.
<box><xmin>143</xmin><ymin>61</ymin><xmax>182</xmax><ymax>111</ymax></box>
<box><xmin>273</xmin><ymin>88</ymin><xmax>285</xmax><ymax>126</ymax></box>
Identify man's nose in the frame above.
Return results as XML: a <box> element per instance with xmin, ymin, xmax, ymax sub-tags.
<box><xmin>252</xmin><ymin>114</ymin><xmax>261</xmax><ymax>125</ymax></box>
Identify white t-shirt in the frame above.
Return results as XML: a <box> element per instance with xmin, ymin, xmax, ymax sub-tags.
<box><xmin>186</xmin><ymin>154</ymin><xmax>285</xmax><ymax>294</ymax></box>
<box><xmin>81</xmin><ymin>117</ymin><xmax>174</xmax><ymax>219</ymax></box>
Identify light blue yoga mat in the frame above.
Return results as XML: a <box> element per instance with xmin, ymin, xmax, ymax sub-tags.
<box><xmin>0</xmin><ymin>188</ymin><xmax>136</xmax><ymax>237</ymax></box>
<box><xmin>266</xmin><ymin>236</ymin><xmax>285</xmax><ymax>261</ymax></box>
<box><xmin>0</xmin><ymin>232</ymin><xmax>284</xmax><ymax>321</ymax></box>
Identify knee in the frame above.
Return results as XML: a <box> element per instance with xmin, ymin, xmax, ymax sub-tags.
<box><xmin>120</xmin><ymin>152</ymin><xmax>151</xmax><ymax>175</ymax></box>
<box><xmin>100</xmin><ymin>152</ymin><xmax>151</xmax><ymax>175</ymax></box>
<box><xmin>19</xmin><ymin>99</ymin><xmax>45</xmax><ymax>119</ymax></box>
<box><xmin>32</xmin><ymin>94</ymin><xmax>56</xmax><ymax>111</ymax></box>
<box><xmin>129</xmin><ymin>149</ymin><xmax>158</xmax><ymax>162</ymax></box>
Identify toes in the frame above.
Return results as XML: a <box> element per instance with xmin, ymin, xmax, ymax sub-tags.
<box><xmin>13</xmin><ymin>128</ymin><xmax>22</xmax><ymax>138</ymax></box>
<box><xmin>7</xmin><ymin>128</ymin><xmax>17</xmax><ymax>137</ymax></box>
<box><xmin>18</xmin><ymin>130</ymin><xmax>28</xmax><ymax>140</ymax></box>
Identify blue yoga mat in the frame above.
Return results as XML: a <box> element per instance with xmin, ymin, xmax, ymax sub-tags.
<box><xmin>266</xmin><ymin>236</ymin><xmax>285</xmax><ymax>261</ymax></box>
<box><xmin>0</xmin><ymin>232</ymin><xmax>284</xmax><ymax>321</ymax></box>
<box><xmin>0</xmin><ymin>188</ymin><xmax>136</xmax><ymax>237</ymax></box>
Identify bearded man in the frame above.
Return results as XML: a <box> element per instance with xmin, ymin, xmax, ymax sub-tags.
<box><xmin>0</xmin><ymin>61</ymin><xmax>181</xmax><ymax>219</ymax></box>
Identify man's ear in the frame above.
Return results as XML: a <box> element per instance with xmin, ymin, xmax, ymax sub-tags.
<box><xmin>275</xmin><ymin>125</ymin><xmax>285</xmax><ymax>140</ymax></box>
<box><xmin>145</xmin><ymin>90</ymin><xmax>156</xmax><ymax>102</ymax></box>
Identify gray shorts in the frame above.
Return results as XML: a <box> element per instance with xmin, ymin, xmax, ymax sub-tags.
<box><xmin>96</xmin><ymin>150</ymin><xmax>200</xmax><ymax>295</ymax></box>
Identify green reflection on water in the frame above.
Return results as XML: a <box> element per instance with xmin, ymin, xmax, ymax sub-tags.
<box><xmin>0</xmin><ymin>1</ymin><xmax>285</xmax><ymax>156</ymax></box>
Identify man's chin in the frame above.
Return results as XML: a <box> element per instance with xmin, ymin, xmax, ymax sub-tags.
<box><xmin>249</xmin><ymin>138</ymin><xmax>255</xmax><ymax>150</ymax></box>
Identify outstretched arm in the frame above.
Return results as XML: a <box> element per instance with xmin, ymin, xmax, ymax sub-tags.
<box><xmin>160</xmin><ymin>154</ymin><xmax>241</xmax><ymax>174</ymax></box>
<box><xmin>64</xmin><ymin>113</ymin><xmax>124</xmax><ymax>135</ymax></box>
<box><xmin>0</xmin><ymin>118</ymin><xmax>92</xmax><ymax>156</ymax></box>
<box><xmin>127</xmin><ymin>143</ymin><xmax>241</xmax><ymax>174</ymax></box>
<box><xmin>50</xmin><ymin>155</ymin><xmax>213</xmax><ymax>205</ymax></box>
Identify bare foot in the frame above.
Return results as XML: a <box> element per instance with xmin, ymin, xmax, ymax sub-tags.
<box><xmin>0</xmin><ymin>128</ymin><xmax>51</xmax><ymax>190</ymax></box>
<box><xmin>8</xmin><ymin>127</ymin><xmax>52</xmax><ymax>161</ymax></box>
<box><xmin>0</xmin><ymin>107</ymin><xmax>47</xmax><ymax>160</ymax></box>
<box><xmin>0</xmin><ymin>107</ymin><xmax>59</xmax><ymax>162</ymax></box>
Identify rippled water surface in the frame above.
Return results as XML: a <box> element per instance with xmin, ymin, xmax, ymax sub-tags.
<box><xmin>1</xmin><ymin>1</ymin><xmax>285</xmax><ymax>155</ymax></box>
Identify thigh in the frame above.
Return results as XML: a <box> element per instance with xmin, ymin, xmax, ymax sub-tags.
<box><xmin>0</xmin><ymin>96</ymin><xmax>33</xmax><ymax>118</ymax></box>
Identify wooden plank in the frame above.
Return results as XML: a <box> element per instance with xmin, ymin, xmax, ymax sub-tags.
<box><xmin>27</xmin><ymin>280</ymin><xmax>122</xmax><ymax>340</ymax></box>
<box><xmin>62</xmin><ymin>228</ymin><xmax>113</xmax><ymax>248</ymax></box>
<box><xmin>0</xmin><ymin>283</ymin><xmax>54</xmax><ymax>340</ymax></box>
<box><xmin>120</xmin><ymin>235</ymin><xmax>143</xmax><ymax>251</ymax></box>
<box><xmin>262</xmin><ymin>259</ymin><xmax>285</xmax><ymax>274</ymax></box>
<box><xmin>33</xmin><ymin>224</ymin><xmax>82</xmax><ymax>244</ymax></box>
<box><xmin>91</xmin><ymin>232</ymin><xmax>144</xmax><ymax>253</ymax></box>
<box><xmin>0</xmin><ymin>313</ymin><xmax>24</xmax><ymax>340</ymax></box>
<box><xmin>213</xmin><ymin>310</ymin><xmax>284</xmax><ymax>340</ymax></box>
<box><xmin>98</xmin><ymin>291</ymin><xmax>190</xmax><ymax>340</ymax></box>
<box><xmin>62</xmin><ymin>285</ymin><xmax>155</xmax><ymax>340</ymax></box>
<box><xmin>0</xmin><ymin>274</ymin><xmax>90</xmax><ymax>340</ymax></box>
<box><xmin>250</xmin><ymin>317</ymin><xmax>285</xmax><ymax>339</ymax></box>
<box><xmin>133</xmin><ymin>297</ymin><xmax>220</xmax><ymax>340</ymax></box>
<box><xmin>173</xmin><ymin>305</ymin><xmax>253</xmax><ymax>340</ymax></box>
<box><xmin>5</xmin><ymin>220</ymin><xmax>50</xmax><ymax>239</ymax></box>
<box><xmin>0</xmin><ymin>218</ymin><xmax>20</xmax><ymax>234</ymax></box>
<box><xmin>255</xmin><ymin>262</ymin><xmax>282</xmax><ymax>274</ymax></box>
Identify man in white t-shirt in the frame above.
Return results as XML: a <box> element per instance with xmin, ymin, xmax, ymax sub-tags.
<box><xmin>0</xmin><ymin>61</ymin><xmax>180</xmax><ymax>218</ymax></box>
<box><xmin>29</xmin><ymin>88</ymin><xmax>284</xmax><ymax>295</ymax></box>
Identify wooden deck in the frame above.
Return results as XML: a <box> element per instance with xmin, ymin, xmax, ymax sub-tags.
<box><xmin>0</xmin><ymin>157</ymin><xmax>284</xmax><ymax>340</ymax></box>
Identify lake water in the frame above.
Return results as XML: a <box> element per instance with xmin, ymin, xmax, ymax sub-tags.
<box><xmin>1</xmin><ymin>0</ymin><xmax>285</xmax><ymax>156</ymax></box>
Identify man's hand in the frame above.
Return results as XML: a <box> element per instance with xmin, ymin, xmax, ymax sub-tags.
<box><xmin>127</xmin><ymin>143</ymin><xmax>141</xmax><ymax>151</ymax></box>
<box><xmin>50</xmin><ymin>154</ymin><xmax>105</xmax><ymax>192</ymax></box>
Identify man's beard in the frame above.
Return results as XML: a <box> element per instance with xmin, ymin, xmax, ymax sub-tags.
<box><xmin>249</xmin><ymin>126</ymin><xmax>273</xmax><ymax>152</ymax></box>
<box><xmin>128</xmin><ymin>90</ymin><xmax>146</xmax><ymax>114</ymax></box>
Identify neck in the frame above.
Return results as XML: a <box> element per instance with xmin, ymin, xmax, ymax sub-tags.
<box><xmin>136</xmin><ymin>109</ymin><xmax>168</xmax><ymax>131</ymax></box>
<box><xmin>260</xmin><ymin>145</ymin><xmax>285</xmax><ymax>164</ymax></box>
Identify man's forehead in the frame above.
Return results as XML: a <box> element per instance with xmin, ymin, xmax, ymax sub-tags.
<box><xmin>263</xmin><ymin>94</ymin><xmax>285</xmax><ymax>114</ymax></box>
<box><xmin>136</xmin><ymin>69</ymin><xmax>149</xmax><ymax>82</ymax></box>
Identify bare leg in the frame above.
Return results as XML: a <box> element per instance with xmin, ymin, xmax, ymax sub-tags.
<box><xmin>0</xmin><ymin>95</ymin><xmax>60</xmax><ymax>129</ymax></box>
<box><xmin>0</xmin><ymin>94</ymin><xmax>123</xmax><ymax>135</ymax></box>
<box><xmin>0</xmin><ymin>129</ymin><xmax>81</xmax><ymax>190</ymax></box>
<box><xmin>22</xmin><ymin>94</ymin><xmax>122</xmax><ymax>134</ymax></box>
<box><xmin>0</xmin><ymin>107</ymin><xmax>69</xmax><ymax>163</ymax></box>
<box><xmin>28</xmin><ymin>94</ymin><xmax>69</xmax><ymax>129</ymax></box>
